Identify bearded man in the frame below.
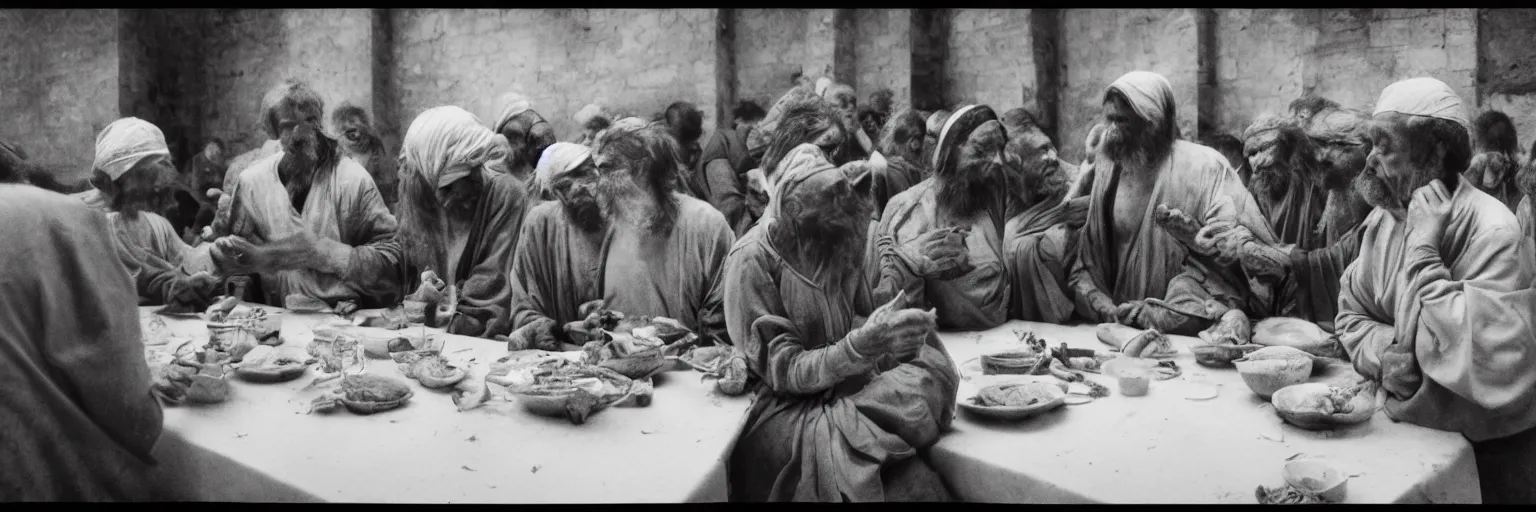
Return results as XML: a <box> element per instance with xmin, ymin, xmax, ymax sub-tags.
<box><xmin>867</xmin><ymin>105</ymin><xmax>1011</xmax><ymax>331</ymax></box>
<box><xmin>332</xmin><ymin>103</ymin><xmax>398</xmax><ymax>214</ymax></box>
<box><xmin>823</xmin><ymin>82</ymin><xmax>874</xmax><ymax>163</ymax></box>
<box><xmin>1465</xmin><ymin>110</ymin><xmax>1524</xmax><ymax>211</ymax></box>
<box><xmin>393</xmin><ymin>106</ymin><xmax>531</xmax><ymax>338</ymax></box>
<box><xmin>1069</xmin><ymin>71</ymin><xmax>1277</xmax><ymax>335</ymax></box>
<box><xmin>209</xmin><ymin>79</ymin><xmax>402</xmax><ymax>310</ymax></box>
<box><xmin>871</xmin><ymin>109</ymin><xmax>929</xmax><ymax>220</ymax></box>
<box><xmin>86</xmin><ymin>118</ymin><xmax>222</xmax><ymax>310</ymax></box>
<box><xmin>723</xmin><ymin>142</ymin><xmax>956</xmax><ymax>502</ymax></box>
<box><xmin>0</xmin><ymin>182</ymin><xmax>167</xmax><ymax>501</ymax></box>
<box><xmin>208</xmin><ymin>87</ymin><xmax>289</xmax><ymax>242</ymax></box>
<box><xmin>490</xmin><ymin>92</ymin><xmax>559</xmax><ymax>187</ymax></box>
<box><xmin>999</xmin><ymin>108</ymin><xmax>1085</xmax><ymax>323</ymax></box>
<box><xmin>1335</xmin><ymin>77</ymin><xmax>1536</xmax><ymax>505</ymax></box>
<box><xmin>503</xmin><ymin>130</ymin><xmax>734</xmax><ymax>350</ymax></box>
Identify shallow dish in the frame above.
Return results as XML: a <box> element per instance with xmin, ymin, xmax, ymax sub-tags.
<box><xmin>958</xmin><ymin>381</ymin><xmax>1069</xmax><ymax>421</ymax></box>
<box><xmin>1283</xmin><ymin>459</ymin><xmax>1348</xmax><ymax>503</ymax></box>
<box><xmin>597</xmin><ymin>347</ymin><xmax>669</xmax><ymax>380</ymax></box>
<box><xmin>1190</xmin><ymin>343</ymin><xmax>1262</xmax><ymax>367</ymax></box>
<box><xmin>1235</xmin><ymin>358</ymin><xmax>1312</xmax><ymax>400</ymax></box>
<box><xmin>1271</xmin><ymin>383</ymin><xmax>1374</xmax><ymax>430</ymax></box>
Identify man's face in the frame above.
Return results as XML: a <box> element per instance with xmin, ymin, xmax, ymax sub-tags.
<box><xmin>812</xmin><ymin>124</ymin><xmax>846</xmax><ymax>157</ymax></box>
<box><xmin>114</xmin><ymin>154</ymin><xmax>178</xmax><ymax>215</ymax></box>
<box><xmin>336</xmin><ymin>114</ymin><xmax>376</xmax><ymax>153</ymax></box>
<box><xmin>831</xmin><ymin>93</ymin><xmax>858</xmax><ymax>131</ymax></box>
<box><xmin>939</xmin><ymin>121</ymin><xmax>1008</xmax><ymax>221</ymax></box>
<box><xmin>1517</xmin><ymin>158</ymin><xmax>1536</xmax><ymax>199</ymax></box>
<box><xmin>1004</xmin><ymin>127</ymin><xmax>1064</xmax><ymax>204</ymax></box>
<box><xmin>1355</xmin><ymin>115</ymin><xmax>1440</xmax><ymax>213</ymax></box>
<box><xmin>528</xmin><ymin>121</ymin><xmax>557</xmax><ymax>162</ymax></box>
<box><xmin>1100</xmin><ymin>96</ymin><xmax>1155</xmax><ymax>167</ymax></box>
<box><xmin>593</xmin><ymin>145</ymin><xmax>648</xmax><ymax>227</ymax></box>
<box><xmin>204</xmin><ymin>144</ymin><xmax>224</xmax><ymax>164</ymax></box>
<box><xmin>860</xmin><ymin>113</ymin><xmax>883</xmax><ymax>140</ymax></box>
<box><xmin>276</xmin><ymin>103</ymin><xmax>323</xmax><ymax>169</ymax></box>
<box><xmin>550</xmin><ymin>159</ymin><xmax>605</xmax><ymax>233</ymax></box>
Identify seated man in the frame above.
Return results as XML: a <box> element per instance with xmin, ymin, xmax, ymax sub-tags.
<box><xmin>174</xmin><ymin>138</ymin><xmax>228</xmax><ymax>241</ymax></box>
<box><xmin>395</xmin><ymin>106</ymin><xmax>532</xmax><ymax>338</ymax></box>
<box><xmin>1336</xmin><ymin>77</ymin><xmax>1536</xmax><ymax>504</ymax></box>
<box><xmin>332</xmin><ymin>103</ymin><xmax>399</xmax><ymax>213</ymax></box>
<box><xmin>999</xmin><ymin>108</ymin><xmax>1085</xmax><ymax>323</ymax></box>
<box><xmin>867</xmin><ymin>105</ymin><xmax>1011</xmax><ymax>331</ymax></box>
<box><xmin>504</xmin><ymin>130</ymin><xmax>734</xmax><ymax>349</ymax></box>
<box><xmin>697</xmin><ymin>101</ymin><xmax>762</xmax><ymax>236</ymax></box>
<box><xmin>571</xmin><ymin>102</ymin><xmax>613</xmax><ymax>147</ymax></box>
<box><xmin>0</xmin><ymin>183</ymin><xmax>167</xmax><ymax>501</ymax></box>
<box><xmin>490</xmin><ymin>92</ymin><xmax>559</xmax><ymax>187</ymax></box>
<box><xmin>209</xmin><ymin>78</ymin><xmax>403</xmax><ymax>310</ymax></box>
<box><xmin>658</xmin><ymin>101</ymin><xmax>710</xmax><ymax>199</ymax></box>
<box><xmin>871</xmin><ymin>108</ymin><xmax>929</xmax><ymax>220</ymax></box>
<box><xmin>744</xmin><ymin>90</ymin><xmax>849</xmax><ymax>229</ymax></box>
<box><xmin>1068</xmin><ymin>71</ymin><xmax>1276</xmax><ymax>335</ymax></box>
<box><xmin>1464</xmin><ymin>110</ymin><xmax>1524</xmax><ymax>211</ymax></box>
<box><xmin>88</xmin><ymin>118</ymin><xmax>222</xmax><ymax>309</ymax></box>
<box><xmin>723</xmin><ymin>142</ymin><xmax>955</xmax><ymax>502</ymax></box>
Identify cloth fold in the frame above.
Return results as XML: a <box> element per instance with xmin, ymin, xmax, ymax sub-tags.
<box><xmin>401</xmin><ymin>106</ymin><xmax>509</xmax><ymax>189</ymax></box>
<box><xmin>94</xmin><ymin>118</ymin><xmax>170</xmax><ymax>180</ymax></box>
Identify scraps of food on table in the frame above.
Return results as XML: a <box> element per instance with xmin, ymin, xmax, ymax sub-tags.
<box><xmin>151</xmin><ymin>342</ymin><xmax>234</xmax><ymax>406</ymax></box>
<box><xmin>488</xmin><ymin>353</ymin><xmax>635</xmax><ymax>425</ymax></box>
<box><xmin>1255</xmin><ymin>484</ymin><xmax>1324</xmax><ymax>504</ymax></box>
<box><xmin>393</xmin><ymin>350</ymin><xmax>469</xmax><ymax>389</ymax></box>
<box><xmin>1270</xmin><ymin>381</ymin><xmax>1375</xmax><ymax>430</ymax></box>
<box><xmin>1251</xmin><ymin>317</ymin><xmax>1351</xmax><ymax>360</ymax></box>
<box><xmin>675</xmin><ymin>344</ymin><xmax>750</xmax><ymax>397</ymax></box>
<box><xmin>308</xmin><ymin>373</ymin><xmax>414</xmax><ymax>415</ymax></box>
<box><xmin>232</xmin><ymin>345</ymin><xmax>313</xmax><ymax>384</ymax></box>
<box><xmin>1096</xmin><ymin>323</ymin><xmax>1178</xmax><ymax>359</ymax></box>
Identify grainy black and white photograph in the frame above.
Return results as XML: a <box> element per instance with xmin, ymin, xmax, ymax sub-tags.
<box><xmin>1</xmin><ymin>7</ymin><xmax>1533</xmax><ymax>504</ymax></box>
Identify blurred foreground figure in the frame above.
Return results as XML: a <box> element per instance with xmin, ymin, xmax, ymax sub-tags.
<box><xmin>723</xmin><ymin>142</ymin><xmax>955</xmax><ymax>502</ymax></box>
<box><xmin>394</xmin><ymin>106</ymin><xmax>531</xmax><ymax>338</ymax></box>
<box><xmin>1333</xmin><ymin>77</ymin><xmax>1536</xmax><ymax>504</ymax></box>
<box><xmin>0</xmin><ymin>182</ymin><xmax>165</xmax><ymax>501</ymax></box>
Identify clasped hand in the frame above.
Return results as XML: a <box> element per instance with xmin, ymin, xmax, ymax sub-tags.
<box><xmin>899</xmin><ymin>226</ymin><xmax>972</xmax><ymax>280</ymax></box>
<box><xmin>1405</xmin><ymin>180</ymin><xmax>1452</xmax><ymax>252</ymax></box>
<box><xmin>852</xmin><ymin>291</ymin><xmax>936</xmax><ymax>364</ymax></box>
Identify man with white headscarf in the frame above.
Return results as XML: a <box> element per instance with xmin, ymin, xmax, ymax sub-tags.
<box><xmin>723</xmin><ymin>142</ymin><xmax>954</xmax><ymax>502</ymax></box>
<box><xmin>1321</xmin><ymin>77</ymin><xmax>1536</xmax><ymax>504</ymax></box>
<box><xmin>208</xmin><ymin>78</ymin><xmax>403</xmax><ymax>311</ymax></box>
<box><xmin>0</xmin><ymin>183</ymin><xmax>167</xmax><ymax>501</ymax></box>
<box><xmin>85</xmin><ymin>118</ymin><xmax>222</xmax><ymax>310</ymax></box>
<box><xmin>503</xmin><ymin>130</ymin><xmax>734</xmax><ymax>351</ymax></box>
<box><xmin>394</xmin><ymin>106</ymin><xmax>532</xmax><ymax>338</ymax></box>
<box><xmin>490</xmin><ymin>92</ymin><xmax>559</xmax><ymax>186</ymax></box>
<box><xmin>866</xmin><ymin>105</ymin><xmax>1011</xmax><ymax>331</ymax></box>
<box><xmin>1069</xmin><ymin>71</ymin><xmax>1278</xmax><ymax>335</ymax></box>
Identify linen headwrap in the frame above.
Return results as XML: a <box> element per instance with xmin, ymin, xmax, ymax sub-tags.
<box><xmin>492</xmin><ymin>92</ymin><xmax>534</xmax><ymax>134</ymax></box>
<box><xmin>534</xmin><ymin>142</ymin><xmax>593</xmax><ymax>198</ymax></box>
<box><xmin>822</xmin><ymin>83</ymin><xmax>856</xmax><ymax>104</ymax></box>
<box><xmin>574</xmin><ymin>103</ymin><xmax>608</xmax><ymax>128</ymax></box>
<box><xmin>94</xmin><ymin>117</ymin><xmax>171</xmax><ymax>181</ymax></box>
<box><xmin>1372</xmin><ymin>77</ymin><xmax>1470</xmax><ymax>133</ymax></box>
<box><xmin>930</xmin><ymin>105</ymin><xmax>1000</xmax><ymax>175</ymax></box>
<box><xmin>1105</xmin><ymin>71</ymin><xmax>1179</xmax><ymax>137</ymax></box>
<box><xmin>401</xmin><ymin>106</ymin><xmax>509</xmax><ymax>189</ymax></box>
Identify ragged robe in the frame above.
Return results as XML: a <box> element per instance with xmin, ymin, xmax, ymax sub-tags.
<box><xmin>223</xmin><ymin>152</ymin><xmax>403</xmax><ymax>309</ymax></box>
<box><xmin>400</xmin><ymin>171</ymin><xmax>530</xmax><ymax>338</ymax></box>
<box><xmin>1336</xmin><ymin>181</ymin><xmax>1536</xmax><ymax>503</ymax></box>
<box><xmin>868</xmin><ymin>178</ymin><xmax>1010</xmax><ymax>331</ymax></box>
<box><xmin>1070</xmin><ymin>141</ymin><xmax>1279</xmax><ymax>334</ymax></box>
<box><xmin>871</xmin><ymin>155</ymin><xmax>925</xmax><ymax>223</ymax></box>
<box><xmin>697</xmin><ymin>125</ymin><xmax>758</xmax><ymax>236</ymax></box>
<box><xmin>0</xmin><ymin>185</ymin><xmax>164</xmax><ymax>501</ymax></box>
<box><xmin>723</xmin><ymin>225</ymin><xmax>958</xmax><ymax>502</ymax></box>
<box><xmin>1004</xmin><ymin>199</ymin><xmax>1079</xmax><ymax>324</ymax></box>
<box><xmin>509</xmin><ymin>194</ymin><xmax>734</xmax><ymax>343</ymax></box>
<box><xmin>107</xmin><ymin>211</ymin><xmax>217</xmax><ymax>306</ymax></box>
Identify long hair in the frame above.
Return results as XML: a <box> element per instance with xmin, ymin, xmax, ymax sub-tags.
<box><xmin>593</xmin><ymin>127</ymin><xmax>683</xmax><ymax>236</ymax></box>
<box><xmin>1473</xmin><ymin>110</ymin><xmax>1519</xmax><ymax>156</ymax></box>
<box><xmin>878</xmin><ymin>109</ymin><xmax>927</xmax><ymax>163</ymax></box>
<box><xmin>760</xmin><ymin>102</ymin><xmax>841</xmax><ymax>180</ymax></box>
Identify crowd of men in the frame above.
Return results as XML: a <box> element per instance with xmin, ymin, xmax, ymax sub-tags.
<box><xmin>2</xmin><ymin>68</ymin><xmax>1535</xmax><ymax>503</ymax></box>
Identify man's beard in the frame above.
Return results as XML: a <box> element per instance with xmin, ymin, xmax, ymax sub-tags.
<box><xmin>1319</xmin><ymin>186</ymin><xmax>1373</xmax><ymax>238</ymax></box>
<box><xmin>597</xmin><ymin>174</ymin><xmax>676</xmax><ymax>236</ymax></box>
<box><xmin>1102</xmin><ymin>117</ymin><xmax>1173</xmax><ymax>175</ymax></box>
<box><xmin>1354</xmin><ymin>164</ymin><xmax>1437</xmax><ymax>215</ymax></box>
<box><xmin>112</xmin><ymin>187</ymin><xmax>172</xmax><ymax>217</ymax></box>
<box><xmin>278</xmin><ymin>129</ymin><xmax>334</xmax><ymax>209</ymax></box>
<box><xmin>1249</xmin><ymin>161</ymin><xmax>1299</xmax><ymax>204</ymax></box>
<box><xmin>938</xmin><ymin>158</ymin><xmax>1004</xmax><ymax>221</ymax></box>
<box><xmin>1007</xmin><ymin>158</ymin><xmax>1068</xmax><ymax>214</ymax></box>
<box><xmin>562</xmin><ymin>194</ymin><xmax>606</xmax><ymax>234</ymax></box>
<box><xmin>396</xmin><ymin>171</ymin><xmax>453</xmax><ymax>275</ymax></box>
<box><xmin>775</xmin><ymin>196</ymin><xmax>872</xmax><ymax>277</ymax></box>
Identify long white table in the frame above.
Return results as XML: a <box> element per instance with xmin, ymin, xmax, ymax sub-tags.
<box><xmin>928</xmin><ymin>321</ymin><xmax>1480</xmax><ymax>504</ymax></box>
<box><xmin>139</xmin><ymin>306</ymin><xmax>751</xmax><ymax>503</ymax></box>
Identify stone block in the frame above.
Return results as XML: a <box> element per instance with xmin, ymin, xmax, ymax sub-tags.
<box><xmin>1369</xmin><ymin>18</ymin><xmax>1410</xmax><ymax>47</ymax></box>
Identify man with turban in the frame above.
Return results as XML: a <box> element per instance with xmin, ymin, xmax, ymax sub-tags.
<box><xmin>1069</xmin><ymin>71</ymin><xmax>1277</xmax><ymax>335</ymax></box>
<box><xmin>867</xmin><ymin>105</ymin><xmax>1011</xmax><ymax>331</ymax></box>
<box><xmin>1334</xmin><ymin>77</ymin><xmax>1536</xmax><ymax>504</ymax></box>
<box><xmin>1465</xmin><ymin>110</ymin><xmax>1525</xmax><ymax>212</ymax></box>
<box><xmin>999</xmin><ymin>108</ymin><xmax>1086</xmax><ymax>323</ymax></box>
<box><xmin>723</xmin><ymin>142</ymin><xmax>955</xmax><ymax>502</ymax></box>
<box><xmin>394</xmin><ymin>106</ymin><xmax>532</xmax><ymax>338</ymax></box>
<box><xmin>503</xmin><ymin>130</ymin><xmax>734</xmax><ymax>350</ymax></box>
<box><xmin>85</xmin><ymin>118</ymin><xmax>222</xmax><ymax>310</ymax></box>
<box><xmin>0</xmin><ymin>184</ymin><xmax>167</xmax><ymax>501</ymax></box>
<box><xmin>208</xmin><ymin>78</ymin><xmax>403</xmax><ymax>311</ymax></box>
<box><xmin>741</xmin><ymin>85</ymin><xmax>847</xmax><ymax>232</ymax></box>
<box><xmin>490</xmin><ymin>92</ymin><xmax>559</xmax><ymax>187</ymax></box>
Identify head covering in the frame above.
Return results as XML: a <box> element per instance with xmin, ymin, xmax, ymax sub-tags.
<box><xmin>1105</xmin><ymin>71</ymin><xmax>1178</xmax><ymax>136</ymax></box>
<box><xmin>822</xmin><ymin>83</ymin><xmax>855</xmax><ymax>104</ymax></box>
<box><xmin>94</xmin><ymin>117</ymin><xmax>171</xmax><ymax>181</ymax></box>
<box><xmin>534</xmin><ymin>142</ymin><xmax>593</xmax><ymax>198</ymax></box>
<box><xmin>926</xmin><ymin>110</ymin><xmax>953</xmax><ymax>139</ymax></box>
<box><xmin>931</xmin><ymin>105</ymin><xmax>1000</xmax><ymax>175</ymax></box>
<box><xmin>1372</xmin><ymin>77</ymin><xmax>1470</xmax><ymax>132</ymax></box>
<box><xmin>492</xmin><ymin>92</ymin><xmax>534</xmax><ymax>134</ymax></box>
<box><xmin>401</xmin><ymin>106</ymin><xmax>509</xmax><ymax>189</ymax></box>
<box><xmin>747</xmin><ymin>85</ymin><xmax>824</xmax><ymax>154</ymax></box>
<box><xmin>765</xmin><ymin>143</ymin><xmax>869</xmax><ymax>224</ymax></box>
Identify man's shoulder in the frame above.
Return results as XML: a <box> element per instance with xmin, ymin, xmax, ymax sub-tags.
<box><xmin>1174</xmin><ymin>140</ymin><xmax>1231</xmax><ymax>171</ymax></box>
<box><xmin>1</xmin><ymin>184</ymin><xmax>101</xmax><ymax>227</ymax></box>
<box><xmin>524</xmin><ymin>199</ymin><xmax>567</xmax><ymax>226</ymax></box>
<box><xmin>675</xmin><ymin>193</ymin><xmax>731</xmax><ymax>231</ymax></box>
<box><xmin>236</xmin><ymin>152</ymin><xmax>283</xmax><ymax>186</ymax></box>
<box><xmin>333</xmin><ymin>156</ymin><xmax>377</xmax><ymax>183</ymax></box>
<box><xmin>1456</xmin><ymin>184</ymin><xmax>1524</xmax><ymax>237</ymax></box>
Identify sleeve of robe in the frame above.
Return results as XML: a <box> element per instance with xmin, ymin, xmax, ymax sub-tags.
<box><xmin>1005</xmin><ymin>220</ymin><xmax>1076</xmax><ymax>324</ymax></box>
<box><xmin>111</xmin><ymin>214</ymin><xmax>201</xmax><ymax>307</ymax></box>
<box><xmin>1397</xmin><ymin>226</ymin><xmax>1536</xmax><ymax>415</ymax></box>
<box><xmin>1068</xmin><ymin>233</ymin><xmax>1111</xmax><ymax>322</ymax></box>
<box><xmin>1336</xmin><ymin>245</ymin><xmax>1396</xmax><ymax>381</ymax></box>
<box><xmin>725</xmin><ymin>242</ymin><xmax>878</xmax><ymax>396</ymax></box>
<box><xmin>696</xmin><ymin>219</ymin><xmax>736</xmax><ymax>345</ymax></box>
<box><xmin>40</xmin><ymin>205</ymin><xmax>164</xmax><ymax>462</ymax></box>
<box><xmin>447</xmin><ymin>177</ymin><xmax>528</xmax><ymax>339</ymax></box>
<box><xmin>320</xmin><ymin>175</ymin><xmax>404</xmax><ymax>307</ymax></box>
<box><xmin>507</xmin><ymin>209</ymin><xmax>581</xmax><ymax>331</ymax></box>
<box><xmin>865</xmin><ymin>198</ymin><xmax>927</xmax><ymax>309</ymax></box>
<box><xmin>1288</xmin><ymin>223</ymin><xmax>1365</xmax><ymax>329</ymax></box>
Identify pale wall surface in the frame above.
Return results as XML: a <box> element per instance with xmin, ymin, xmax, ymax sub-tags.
<box><xmin>1210</xmin><ymin>9</ymin><xmax>1308</xmax><ymax>138</ymax></box>
<box><xmin>0</xmin><ymin>9</ymin><xmax>120</xmax><ymax>180</ymax></box>
<box><xmin>942</xmin><ymin>9</ymin><xmax>1036</xmax><ymax>115</ymax></box>
<box><xmin>853</xmin><ymin>9</ymin><xmax>912</xmax><ymax>111</ymax></box>
<box><xmin>734</xmin><ymin>9</ymin><xmax>809</xmax><ymax>114</ymax></box>
<box><xmin>1060</xmin><ymin>9</ymin><xmax>1201</xmax><ymax>163</ymax></box>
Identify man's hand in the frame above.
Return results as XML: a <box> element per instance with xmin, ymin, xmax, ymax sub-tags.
<box><xmin>167</xmin><ymin>271</ymin><xmax>221</xmax><ymax>309</ymax></box>
<box><xmin>210</xmin><ymin>236</ymin><xmax>270</xmax><ymax>275</ymax></box>
<box><xmin>1154</xmin><ymin>204</ymin><xmax>1206</xmax><ymax>253</ymax></box>
<box><xmin>1063</xmin><ymin>197</ymin><xmax>1090</xmax><ymax>230</ymax></box>
<box><xmin>410</xmin><ymin>270</ymin><xmax>448</xmax><ymax>304</ymax></box>
<box><xmin>501</xmin><ymin>317</ymin><xmax>561</xmax><ymax>352</ymax></box>
<box><xmin>1238</xmin><ymin>241</ymin><xmax>1294</xmax><ymax>278</ymax></box>
<box><xmin>897</xmin><ymin>226</ymin><xmax>973</xmax><ymax>280</ymax></box>
<box><xmin>1114</xmin><ymin>300</ymin><xmax>1147</xmax><ymax>326</ymax></box>
<box><xmin>1194</xmin><ymin>221</ymin><xmax>1246</xmax><ymax>261</ymax></box>
<box><xmin>886</xmin><ymin>308</ymin><xmax>937</xmax><ymax>363</ymax></box>
<box><xmin>1086</xmin><ymin>291</ymin><xmax>1118</xmax><ymax>321</ymax></box>
<box><xmin>1377</xmin><ymin>340</ymin><xmax>1423</xmax><ymax>401</ymax></box>
<box><xmin>1406</xmin><ymin>180</ymin><xmax>1453</xmax><ymax>252</ymax></box>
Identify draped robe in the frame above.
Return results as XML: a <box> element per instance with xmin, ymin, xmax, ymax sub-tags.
<box><xmin>223</xmin><ymin>152</ymin><xmax>403</xmax><ymax>309</ymax></box>
<box><xmin>0</xmin><ymin>185</ymin><xmax>164</xmax><ymax>501</ymax></box>
<box><xmin>107</xmin><ymin>211</ymin><xmax>217</xmax><ymax>306</ymax></box>
<box><xmin>1004</xmin><ymin>199</ymin><xmax>1079</xmax><ymax>323</ymax></box>
<box><xmin>1520</xmin><ymin>196</ymin><xmax>1534</xmax><ymax>241</ymax></box>
<box><xmin>1069</xmin><ymin>141</ymin><xmax>1279</xmax><ymax>335</ymax></box>
<box><xmin>696</xmin><ymin>125</ymin><xmax>758</xmax><ymax>236</ymax></box>
<box><xmin>400</xmin><ymin>171</ymin><xmax>530</xmax><ymax>338</ymax></box>
<box><xmin>867</xmin><ymin>179</ymin><xmax>1010</xmax><ymax>331</ymax></box>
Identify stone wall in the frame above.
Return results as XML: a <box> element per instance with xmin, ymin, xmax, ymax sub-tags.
<box><xmin>1210</xmin><ymin>9</ymin><xmax>1308</xmax><ymax>138</ymax></box>
<box><xmin>734</xmin><ymin>9</ymin><xmax>808</xmax><ymax>113</ymax></box>
<box><xmin>1479</xmin><ymin>9</ymin><xmax>1536</xmax><ymax>153</ymax></box>
<box><xmin>853</xmin><ymin>9</ymin><xmax>911</xmax><ymax>111</ymax></box>
<box><xmin>393</xmin><ymin>9</ymin><xmax>719</xmax><ymax>142</ymax></box>
<box><xmin>1060</xmin><ymin>9</ymin><xmax>1201</xmax><ymax>163</ymax></box>
<box><xmin>1303</xmin><ymin>9</ymin><xmax>1477</xmax><ymax>117</ymax></box>
<box><xmin>942</xmin><ymin>9</ymin><xmax>1036</xmax><ymax>115</ymax></box>
<box><xmin>0</xmin><ymin>9</ymin><xmax>120</xmax><ymax>179</ymax></box>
